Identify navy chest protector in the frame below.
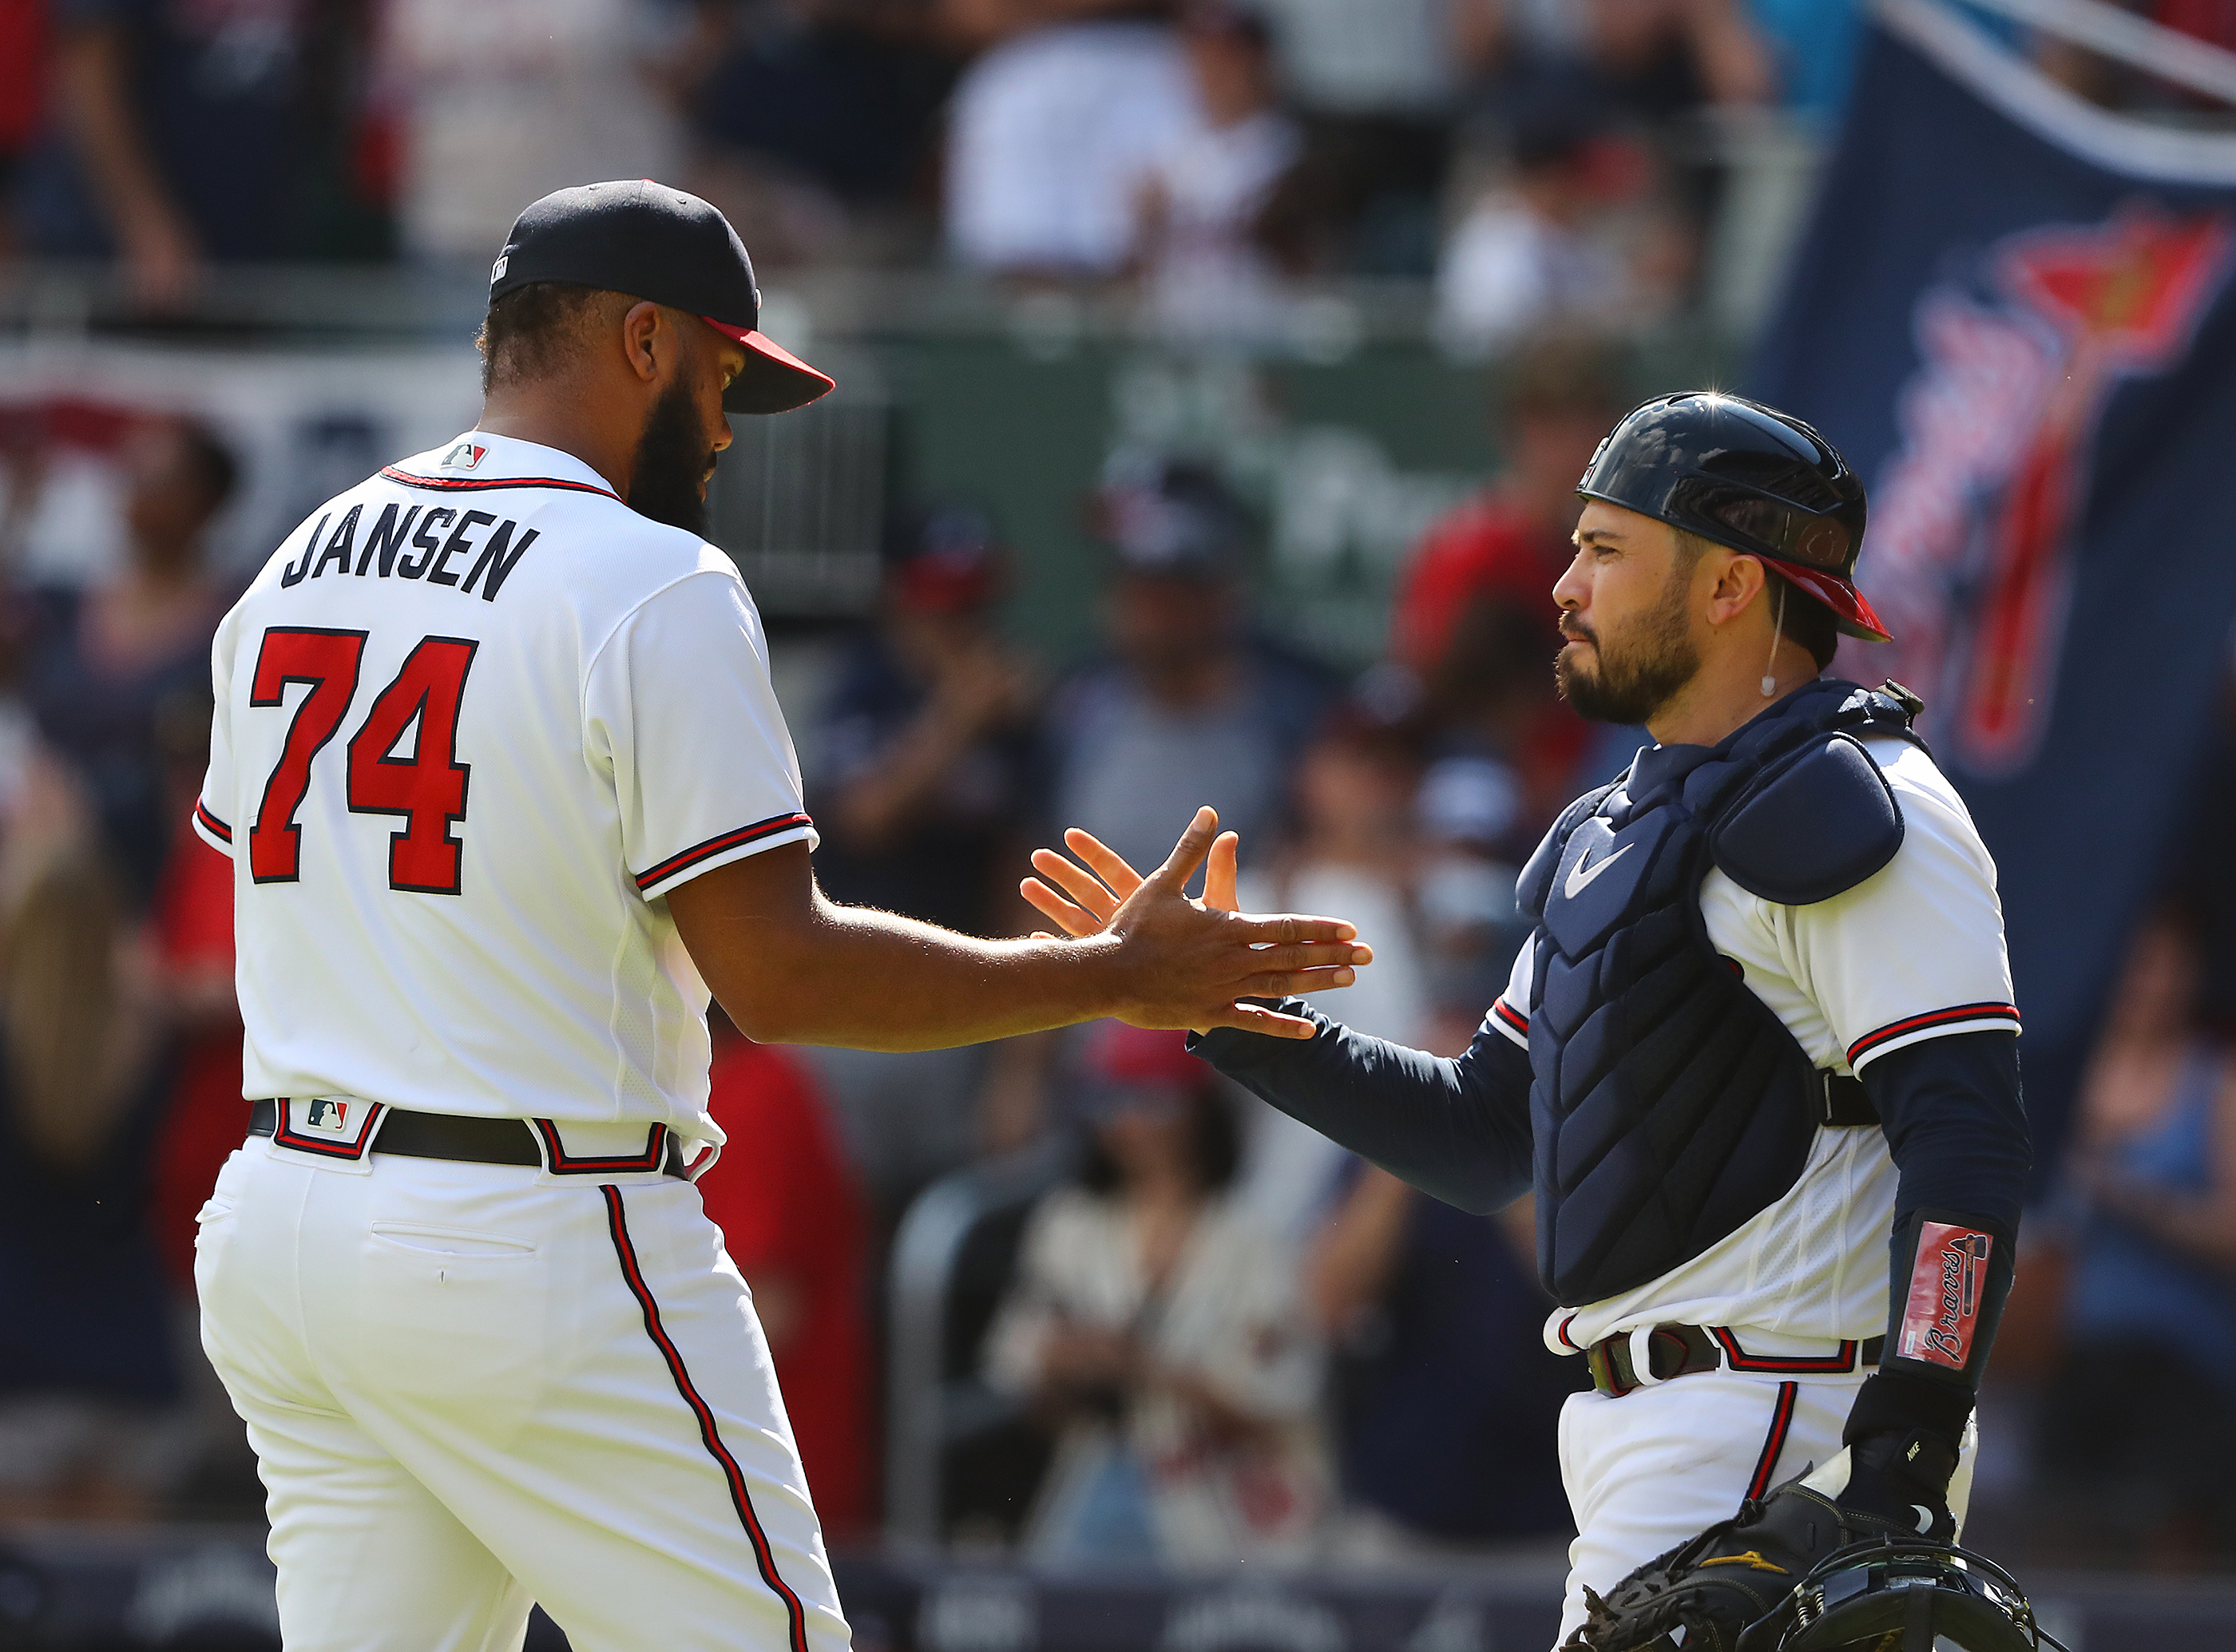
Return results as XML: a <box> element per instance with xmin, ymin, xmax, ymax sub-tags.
<box><xmin>1516</xmin><ymin>679</ymin><xmax>1924</xmax><ymax>1305</ymax></box>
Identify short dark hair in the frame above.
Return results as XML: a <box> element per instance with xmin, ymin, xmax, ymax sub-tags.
<box><xmin>1675</xmin><ymin>529</ymin><xmax>1840</xmax><ymax>671</ymax></box>
<box><xmin>1077</xmin><ymin>1087</ymin><xmax>1241</xmax><ymax>1197</ymax></box>
<box><xmin>474</xmin><ymin>282</ymin><xmax>635</xmax><ymax>394</ymax></box>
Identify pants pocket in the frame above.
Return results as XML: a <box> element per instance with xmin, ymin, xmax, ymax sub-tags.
<box><xmin>351</xmin><ymin>1223</ymin><xmax>552</xmax><ymax>1444</ymax></box>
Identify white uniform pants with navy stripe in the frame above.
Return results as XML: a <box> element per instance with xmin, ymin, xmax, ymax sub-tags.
<box><xmin>194</xmin><ymin>1138</ymin><xmax>850</xmax><ymax>1652</ymax></box>
<box><xmin>1553</xmin><ymin>1366</ymin><xmax>1979</xmax><ymax>1649</ymax></box>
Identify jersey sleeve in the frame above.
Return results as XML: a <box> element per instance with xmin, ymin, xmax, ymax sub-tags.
<box><xmin>1786</xmin><ymin>743</ymin><xmax>2020</xmax><ymax>1075</ymax></box>
<box><xmin>585</xmin><ymin>569</ymin><xmax>818</xmax><ymax>901</ymax></box>
<box><xmin>192</xmin><ymin>615</ymin><xmax>240</xmax><ymax>857</ymax></box>
<box><xmin>1489</xmin><ymin>936</ymin><xmax>1533</xmax><ymax>1049</ymax></box>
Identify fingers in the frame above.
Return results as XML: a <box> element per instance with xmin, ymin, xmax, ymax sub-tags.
<box><xmin>1260</xmin><ymin>940</ymin><xmax>1373</xmax><ymax>971</ymax></box>
<box><xmin>1020</xmin><ymin>878</ymin><xmax>1104</xmax><ymax>939</ymax></box>
<box><xmin>1239</xmin><ymin>964</ymin><xmax>1358</xmax><ymax>998</ymax></box>
<box><xmin>1064</xmin><ymin>828</ymin><xmax>1147</xmax><ymax>903</ymax></box>
<box><xmin>1029</xmin><ymin>847</ymin><xmax>1123</xmax><ymax>922</ymax></box>
<box><xmin>1201</xmin><ymin>1002</ymin><xmax>1321</xmax><ymax>1040</ymax></box>
<box><xmin>1229</xmin><ymin>911</ymin><xmax>1359</xmax><ymax>945</ymax></box>
<box><xmin>1204</xmin><ymin>830</ymin><xmax>1239</xmax><ymax>913</ymax></box>
<box><xmin>1141</xmin><ymin>806</ymin><xmax>1219</xmax><ymax>893</ymax></box>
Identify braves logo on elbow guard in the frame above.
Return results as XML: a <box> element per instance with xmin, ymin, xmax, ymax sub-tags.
<box><xmin>1897</xmin><ymin>1221</ymin><xmax>1994</xmax><ymax>1369</ymax></box>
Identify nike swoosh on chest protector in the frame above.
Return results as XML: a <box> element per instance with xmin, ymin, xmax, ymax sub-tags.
<box><xmin>1563</xmin><ymin>842</ymin><xmax>1634</xmax><ymax>899</ymax></box>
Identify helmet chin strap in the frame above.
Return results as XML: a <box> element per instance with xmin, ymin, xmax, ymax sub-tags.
<box><xmin>1762</xmin><ymin>582</ymin><xmax>1786</xmax><ymax>698</ymax></box>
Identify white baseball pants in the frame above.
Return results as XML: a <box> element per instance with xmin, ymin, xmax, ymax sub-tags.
<box><xmin>1553</xmin><ymin>1365</ymin><xmax>1979</xmax><ymax>1648</ymax></box>
<box><xmin>194</xmin><ymin>1134</ymin><xmax>852</xmax><ymax>1652</ymax></box>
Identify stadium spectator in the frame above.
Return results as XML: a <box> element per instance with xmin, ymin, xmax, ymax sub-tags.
<box><xmin>2035</xmin><ymin>907</ymin><xmax>2236</xmax><ymax>1564</ymax></box>
<box><xmin>0</xmin><ymin>794</ymin><xmax>192</xmax><ymax>1519</ymax></box>
<box><xmin>11</xmin><ymin>0</ymin><xmax>387</xmax><ymax>301</ymax></box>
<box><xmin>1246</xmin><ymin>0</ymin><xmax>1455</xmax><ymax>275</ymax></box>
<box><xmin>944</xmin><ymin>2</ymin><xmax>1199</xmax><ymax>277</ymax></box>
<box><xmin>1310</xmin><ymin>1163</ymin><xmax>1577</xmax><ymax>1556</ymax></box>
<box><xmin>375</xmin><ymin>0</ymin><xmax>686</xmax><ymax>263</ymax></box>
<box><xmin>1433</xmin><ymin>101</ymin><xmax>1654</xmax><ymax>352</ymax></box>
<box><xmin>1131</xmin><ymin>2</ymin><xmax>1299</xmax><ymax>340</ymax></box>
<box><xmin>805</xmin><ymin>505</ymin><xmax>1044</xmax><ymax>1210</ymax></box>
<box><xmin>1389</xmin><ymin>336</ymin><xmax>1627</xmax><ymax>837</ymax></box>
<box><xmin>683</xmin><ymin>0</ymin><xmax>955</xmax><ymax>266</ymax></box>
<box><xmin>696</xmin><ymin>1014</ymin><xmax>876</xmax><ymax>1542</ymax></box>
<box><xmin>1233</xmin><ymin>703</ymin><xmax>1429</xmax><ymax>1239</ymax></box>
<box><xmin>21</xmin><ymin>416</ymin><xmax>234</xmax><ymax>908</ymax></box>
<box><xmin>1450</xmin><ymin>0</ymin><xmax>1774</xmax><ymax>121</ymax></box>
<box><xmin>1048</xmin><ymin>453</ymin><xmax>1332</xmax><ymax>882</ymax></box>
<box><xmin>984</xmin><ymin>1023</ymin><xmax>1328</xmax><ymax>1562</ymax></box>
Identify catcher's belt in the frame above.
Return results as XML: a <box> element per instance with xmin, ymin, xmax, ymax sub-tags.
<box><xmin>1584</xmin><ymin>1325</ymin><xmax>1886</xmax><ymax>1398</ymax></box>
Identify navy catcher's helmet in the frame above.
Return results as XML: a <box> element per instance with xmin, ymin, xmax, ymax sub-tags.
<box><xmin>1737</xmin><ymin>1539</ymin><xmax>2072</xmax><ymax>1652</ymax></box>
<box><xmin>1577</xmin><ymin>391</ymin><xmax>1889</xmax><ymax>644</ymax></box>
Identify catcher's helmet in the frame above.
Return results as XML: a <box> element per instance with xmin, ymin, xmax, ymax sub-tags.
<box><xmin>1737</xmin><ymin>1539</ymin><xmax>2071</xmax><ymax>1652</ymax></box>
<box><xmin>1576</xmin><ymin>391</ymin><xmax>1889</xmax><ymax>644</ymax></box>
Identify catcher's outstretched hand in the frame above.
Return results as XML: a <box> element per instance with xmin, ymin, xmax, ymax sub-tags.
<box><xmin>1022</xmin><ymin>812</ymin><xmax>1369</xmax><ymax>1039</ymax></box>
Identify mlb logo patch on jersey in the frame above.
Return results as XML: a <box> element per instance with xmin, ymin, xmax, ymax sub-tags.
<box><xmin>302</xmin><ymin>1099</ymin><xmax>352</xmax><ymax>1135</ymax></box>
<box><xmin>441</xmin><ymin>441</ymin><xmax>489</xmax><ymax>471</ymax></box>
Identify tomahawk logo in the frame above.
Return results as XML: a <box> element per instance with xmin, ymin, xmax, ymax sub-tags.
<box><xmin>1864</xmin><ymin>202</ymin><xmax>2234</xmax><ymax>774</ymax></box>
<box><xmin>1898</xmin><ymin>1221</ymin><xmax>1994</xmax><ymax>1370</ymax></box>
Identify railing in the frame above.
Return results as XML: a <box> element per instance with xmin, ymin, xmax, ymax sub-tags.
<box><xmin>885</xmin><ymin>1142</ymin><xmax>1072</xmax><ymax>1550</ymax></box>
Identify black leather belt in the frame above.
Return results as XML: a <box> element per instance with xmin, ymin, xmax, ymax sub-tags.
<box><xmin>1586</xmin><ymin>1324</ymin><xmax>1886</xmax><ymax>1397</ymax></box>
<box><xmin>1816</xmin><ymin>1070</ymin><xmax>1877</xmax><ymax>1127</ymax></box>
<box><xmin>248</xmin><ymin>1099</ymin><xmax>686</xmax><ymax>1179</ymax></box>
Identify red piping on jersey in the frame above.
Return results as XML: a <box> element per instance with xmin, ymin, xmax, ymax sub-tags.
<box><xmin>1493</xmin><ymin>998</ymin><xmax>1528</xmax><ymax>1038</ymax></box>
<box><xmin>533</xmin><ymin>1119</ymin><xmax>668</xmax><ymax>1175</ymax></box>
<box><xmin>381</xmin><ymin>466</ymin><xmax>620</xmax><ymax>501</ymax></box>
<box><xmin>1711</xmin><ymin>1326</ymin><xmax>1863</xmax><ymax>1374</ymax></box>
<box><xmin>1556</xmin><ymin>1315</ymin><xmax>1580</xmax><ymax>1350</ymax></box>
<box><xmin>1846</xmin><ymin>1003</ymin><xmax>2020</xmax><ymax>1065</ymax></box>
<box><xmin>1746</xmin><ymin>1382</ymin><xmax>1799</xmax><ymax>1501</ymax></box>
<box><xmin>194</xmin><ymin>800</ymin><xmax>233</xmax><ymax>844</ymax></box>
<box><xmin>636</xmin><ymin>814</ymin><xmax>814</xmax><ymax>892</ymax></box>
<box><xmin>601</xmin><ymin>1187</ymin><xmax>811</xmax><ymax>1652</ymax></box>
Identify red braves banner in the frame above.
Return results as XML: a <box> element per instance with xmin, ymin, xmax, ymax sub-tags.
<box><xmin>1752</xmin><ymin>1</ymin><xmax>2236</xmax><ymax>1172</ymax></box>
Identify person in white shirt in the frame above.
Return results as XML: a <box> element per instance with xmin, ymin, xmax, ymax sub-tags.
<box><xmin>190</xmin><ymin>180</ymin><xmax>1369</xmax><ymax>1652</ymax></box>
<box><xmin>1021</xmin><ymin>392</ymin><xmax>2029</xmax><ymax>1651</ymax></box>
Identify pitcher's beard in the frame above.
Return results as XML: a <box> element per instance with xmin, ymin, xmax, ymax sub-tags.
<box><xmin>1555</xmin><ymin>579</ymin><xmax>1699</xmax><ymax>726</ymax></box>
<box><xmin>627</xmin><ymin>379</ymin><xmax>716</xmax><ymax>537</ymax></box>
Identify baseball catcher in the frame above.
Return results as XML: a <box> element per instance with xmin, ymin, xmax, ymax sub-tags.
<box><xmin>1024</xmin><ymin>393</ymin><xmax>2031</xmax><ymax>1650</ymax></box>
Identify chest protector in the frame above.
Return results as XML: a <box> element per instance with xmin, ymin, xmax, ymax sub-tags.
<box><xmin>1516</xmin><ymin>679</ymin><xmax>1924</xmax><ymax>1305</ymax></box>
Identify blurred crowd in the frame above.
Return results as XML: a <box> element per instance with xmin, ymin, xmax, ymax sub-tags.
<box><xmin>4</xmin><ymin>0</ymin><xmax>2236</xmax><ymax>1579</ymax></box>
<box><xmin>0</xmin><ymin>320</ymin><xmax>2231</xmax><ymax>1575</ymax></box>
<box><xmin>0</xmin><ymin>0</ymin><xmax>2087</xmax><ymax>339</ymax></box>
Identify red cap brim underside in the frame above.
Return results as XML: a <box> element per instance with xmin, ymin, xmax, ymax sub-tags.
<box><xmin>700</xmin><ymin>318</ymin><xmax>837</xmax><ymax>414</ymax></box>
<box><xmin>1774</xmin><ymin>559</ymin><xmax>1893</xmax><ymax>644</ymax></box>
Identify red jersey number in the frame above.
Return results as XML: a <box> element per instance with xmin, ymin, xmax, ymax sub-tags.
<box><xmin>246</xmin><ymin>627</ymin><xmax>478</xmax><ymax>894</ymax></box>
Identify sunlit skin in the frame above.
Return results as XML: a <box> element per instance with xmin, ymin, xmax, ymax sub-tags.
<box><xmin>1554</xmin><ymin>499</ymin><xmax>1824</xmax><ymax>749</ymax></box>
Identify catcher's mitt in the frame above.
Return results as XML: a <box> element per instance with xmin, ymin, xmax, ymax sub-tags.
<box><xmin>1560</xmin><ymin>1470</ymin><xmax>1934</xmax><ymax>1652</ymax></box>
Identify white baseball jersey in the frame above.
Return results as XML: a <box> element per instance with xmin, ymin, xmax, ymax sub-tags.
<box><xmin>1484</xmin><ymin>735</ymin><xmax>2020</xmax><ymax>1357</ymax></box>
<box><xmin>193</xmin><ymin>432</ymin><xmax>817</xmax><ymax>1143</ymax></box>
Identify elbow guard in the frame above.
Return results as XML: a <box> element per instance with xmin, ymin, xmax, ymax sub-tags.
<box><xmin>1886</xmin><ymin>1206</ymin><xmax>2014</xmax><ymax>1391</ymax></box>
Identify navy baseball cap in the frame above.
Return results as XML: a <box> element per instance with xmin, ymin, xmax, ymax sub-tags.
<box><xmin>489</xmin><ymin>180</ymin><xmax>835</xmax><ymax>415</ymax></box>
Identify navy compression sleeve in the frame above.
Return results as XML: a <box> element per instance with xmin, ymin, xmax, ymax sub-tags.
<box><xmin>1189</xmin><ymin>1001</ymin><xmax>1534</xmax><ymax>1214</ymax></box>
<box><xmin>1848</xmin><ymin>1029</ymin><xmax>2030</xmax><ymax>1447</ymax></box>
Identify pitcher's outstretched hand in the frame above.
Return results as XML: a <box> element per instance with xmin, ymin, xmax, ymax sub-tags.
<box><xmin>1025</xmin><ymin>809</ymin><xmax>1370</xmax><ymax>1039</ymax></box>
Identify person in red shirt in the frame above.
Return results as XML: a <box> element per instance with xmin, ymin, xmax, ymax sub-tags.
<box><xmin>1390</xmin><ymin>336</ymin><xmax>1628</xmax><ymax>838</ymax></box>
<box><xmin>696</xmin><ymin>1015</ymin><xmax>875</xmax><ymax>1541</ymax></box>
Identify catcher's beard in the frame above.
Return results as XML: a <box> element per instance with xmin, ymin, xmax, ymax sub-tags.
<box><xmin>1556</xmin><ymin>561</ymin><xmax>1701</xmax><ymax>726</ymax></box>
<box><xmin>626</xmin><ymin>377</ymin><xmax>716</xmax><ymax>537</ymax></box>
